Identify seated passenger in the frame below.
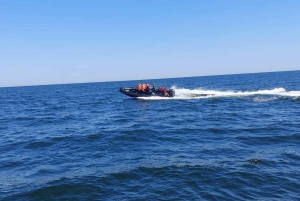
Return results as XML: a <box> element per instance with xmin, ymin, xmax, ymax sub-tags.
<box><xmin>137</xmin><ymin>83</ymin><xmax>151</xmax><ymax>93</ymax></box>
<box><xmin>141</xmin><ymin>84</ymin><xmax>146</xmax><ymax>92</ymax></box>
<box><xmin>145</xmin><ymin>84</ymin><xmax>150</xmax><ymax>91</ymax></box>
<box><xmin>164</xmin><ymin>89</ymin><xmax>170</xmax><ymax>97</ymax></box>
<box><xmin>159</xmin><ymin>86</ymin><xmax>165</xmax><ymax>94</ymax></box>
<box><xmin>137</xmin><ymin>83</ymin><xmax>142</xmax><ymax>91</ymax></box>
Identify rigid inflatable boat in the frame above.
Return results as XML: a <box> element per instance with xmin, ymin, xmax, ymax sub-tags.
<box><xmin>119</xmin><ymin>87</ymin><xmax>175</xmax><ymax>98</ymax></box>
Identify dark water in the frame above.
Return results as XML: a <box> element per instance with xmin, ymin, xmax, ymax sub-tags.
<box><xmin>1</xmin><ymin>71</ymin><xmax>300</xmax><ymax>200</ymax></box>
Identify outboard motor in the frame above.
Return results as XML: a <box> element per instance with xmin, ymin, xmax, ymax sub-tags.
<box><xmin>167</xmin><ymin>89</ymin><xmax>175</xmax><ymax>97</ymax></box>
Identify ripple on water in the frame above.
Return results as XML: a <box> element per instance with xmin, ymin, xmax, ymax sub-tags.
<box><xmin>5</xmin><ymin>163</ymin><xmax>300</xmax><ymax>200</ymax></box>
<box><xmin>1</xmin><ymin>72</ymin><xmax>300</xmax><ymax>200</ymax></box>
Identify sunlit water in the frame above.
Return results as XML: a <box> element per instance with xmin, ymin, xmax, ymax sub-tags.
<box><xmin>1</xmin><ymin>71</ymin><xmax>300</xmax><ymax>200</ymax></box>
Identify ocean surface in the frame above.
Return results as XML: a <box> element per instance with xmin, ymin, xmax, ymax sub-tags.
<box><xmin>1</xmin><ymin>71</ymin><xmax>300</xmax><ymax>200</ymax></box>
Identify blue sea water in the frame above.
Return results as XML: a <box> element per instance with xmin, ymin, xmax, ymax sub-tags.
<box><xmin>1</xmin><ymin>71</ymin><xmax>300</xmax><ymax>200</ymax></box>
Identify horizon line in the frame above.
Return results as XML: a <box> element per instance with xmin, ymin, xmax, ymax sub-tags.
<box><xmin>1</xmin><ymin>69</ymin><xmax>298</xmax><ymax>89</ymax></box>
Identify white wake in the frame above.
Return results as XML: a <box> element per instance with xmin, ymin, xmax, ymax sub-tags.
<box><xmin>137</xmin><ymin>87</ymin><xmax>300</xmax><ymax>100</ymax></box>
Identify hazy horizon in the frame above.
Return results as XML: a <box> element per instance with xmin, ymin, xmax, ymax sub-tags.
<box><xmin>1</xmin><ymin>70</ymin><xmax>298</xmax><ymax>88</ymax></box>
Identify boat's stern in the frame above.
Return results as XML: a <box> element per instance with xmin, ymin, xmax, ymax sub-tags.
<box><xmin>168</xmin><ymin>89</ymin><xmax>175</xmax><ymax>97</ymax></box>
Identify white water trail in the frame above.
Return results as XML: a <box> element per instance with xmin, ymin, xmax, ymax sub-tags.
<box><xmin>137</xmin><ymin>86</ymin><xmax>300</xmax><ymax>100</ymax></box>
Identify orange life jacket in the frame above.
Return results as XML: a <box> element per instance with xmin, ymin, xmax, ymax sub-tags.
<box><xmin>137</xmin><ymin>83</ymin><xmax>142</xmax><ymax>91</ymax></box>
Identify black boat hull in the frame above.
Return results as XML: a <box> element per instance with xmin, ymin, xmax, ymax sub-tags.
<box><xmin>119</xmin><ymin>87</ymin><xmax>175</xmax><ymax>98</ymax></box>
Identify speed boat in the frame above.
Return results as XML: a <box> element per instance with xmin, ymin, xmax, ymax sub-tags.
<box><xmin>119</xmin><ymin>87</ymin><xmax>175</xmax><ymax>98</ymax></box>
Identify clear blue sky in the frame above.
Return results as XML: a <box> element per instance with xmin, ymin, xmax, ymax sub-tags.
<box><xmin>1</xmin><ymin>0</ymin><xmax>299</xmax><ymax>87</ymax></box>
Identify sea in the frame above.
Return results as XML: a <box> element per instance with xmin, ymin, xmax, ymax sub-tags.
<box><xmin>1</xmin><ymin>71</ymin><xmax>300</xmax><ymax>200</ymax></box>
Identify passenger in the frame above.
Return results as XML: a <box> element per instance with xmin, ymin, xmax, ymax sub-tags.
<box><xmin>151</xmin><ymin>83</ymin><xmax>156</xmax><ymax>92</ymax></box>
<box><xmin>137</xmin><ymin>83</ymin><xmax>142</xmax><ymax>91</ymax></box>
<box><xmin>159</xmin><ymin>86</ymin><xmax>165</xmax><ymax>95</ymax></box>
<box><xmin>145</xmin><ymin>84</ymin><xmax>150</xmax><ymax>91</ymax></box>
<box><xmin>164</xmin><ymin>89</ymin><xmax>170</xmax><ymax>97</ymax></box>
<box><xmin>141</xmin><ymin>84</ymin><xmax>146</xmax><ymax>91</ymax></box>
<box><xmin>137</xmin><ymin>83</ymin><xmax>152</xmax><ymax>93</ymax></box>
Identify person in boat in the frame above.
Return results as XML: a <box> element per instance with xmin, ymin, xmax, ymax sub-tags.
<box><xmin>145</xmin><ymin>84</ymin><xmax>150</xmax><ymax>91</ymax></box>
<box><xmin>164</xmin><ymin>89</ymin><xmax>170</xmax><ymax>97</ymax></box>
<box><xmin>137</xmin><ymin>83</ymin><xmax>142</xmax><ymax>91</ymax></box>
<box><xmin>159</xmin><ymin>86</ymin><xmax>170</xmax><ymax>97</ymax></box>
<box><xmin>151</xmin><ymin>83</ymin><xmax>156</xmax><ymax>93</ymax></box>
<box><xmin>137</xmin><ymin>83</ymin><xmax>150</xmax><ymax>93</ymax></box>
<box><xmin>159</xmin><ymin>86</ymin><xmax>164</xmax><ymax>95</ymax></box>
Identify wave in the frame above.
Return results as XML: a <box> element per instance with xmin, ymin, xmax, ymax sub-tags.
<box><xmin>138</xmin><ymin>87</ymin><xmax>300</xmax><ymax>100</ymax></box>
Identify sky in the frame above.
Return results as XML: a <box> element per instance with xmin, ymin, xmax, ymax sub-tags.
<box><xmin>0</xmin><ymin>0</ymin><xmax>299</xmax><ymax>87</ymax></box>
